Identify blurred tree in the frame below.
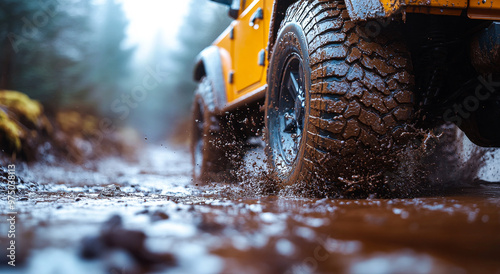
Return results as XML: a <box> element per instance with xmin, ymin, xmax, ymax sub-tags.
<box><xmin>128</xmin><ymin>0</ymin><xmax>232</xmax><ymax>140</ymax></box>
<box><xmin>165</xmin><ymin>0</ymin><xmax>232</xmax><ymax>124</ymax></box>
<box><xmin>0</xmin><ymin>0</ymin><xmax>132</xmax><ymax>114</ymax></box>
<box><xmin>0</xmin><ymin>0</ymin><xmax>47</xmax><ymax>90</ymax></box>
<box><xmin>84</xmin><ymin>0</ymin><xmax>134</xmax><ymax>115</ymax></box>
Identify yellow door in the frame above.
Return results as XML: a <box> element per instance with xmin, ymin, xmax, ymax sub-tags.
<box><xmin>233</xmin><ymin>0</ymin><xmax>266</xmax><ymax>94</ymax></box>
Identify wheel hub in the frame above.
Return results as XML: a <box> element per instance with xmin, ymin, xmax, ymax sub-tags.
<box><xmin>277</xmin><ymin>54</ymin><xmax>306</xmax><ymax>165</ymax></box>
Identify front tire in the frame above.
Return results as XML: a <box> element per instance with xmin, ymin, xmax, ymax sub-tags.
<box><xmin>265</xmin><ymin>0</ymin><xmax>416</xmax><ymax>197</ymax></box>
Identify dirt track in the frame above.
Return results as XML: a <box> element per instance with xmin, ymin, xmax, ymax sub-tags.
<box><xmin>1</xmin><ymin>143</ymin><xmax>500</xmax><ymax>274</ymax></box>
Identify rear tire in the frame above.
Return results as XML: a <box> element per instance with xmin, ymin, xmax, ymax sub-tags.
<box><xmin>191</xmin><ymin>77</ymin><xmax>240</xmax><ymax>183</ymax></box>
<box><xmin>265</xmin><ymin>0</ymin><xmax>416</xmax><ymax>197</ymax></box>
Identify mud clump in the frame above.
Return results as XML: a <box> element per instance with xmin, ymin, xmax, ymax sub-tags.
<box><xmin>80</xmin><ymin>215</ymin><xmax>175</xmax><ymax>272</ymax></box>
<box><xmin>150</xmin><ymin>210</ymin><xmax>170</xmax><ymax>222</ymax></box>
<box><xmin>99</xmin><ymin>184</ymin><xmax>125</xmax><ymax>197</ymax></box>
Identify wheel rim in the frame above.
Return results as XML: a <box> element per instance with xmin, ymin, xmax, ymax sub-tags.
<box><xmin>276</xmin><ymin>54</ymin><xmax>306</xmax><ymax>166</ymax></box>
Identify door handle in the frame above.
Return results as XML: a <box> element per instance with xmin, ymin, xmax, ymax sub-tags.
<box><xmin>249</xmin><ymin>7</ymin><xmax>263</xmax><ymax>27</ymax></box>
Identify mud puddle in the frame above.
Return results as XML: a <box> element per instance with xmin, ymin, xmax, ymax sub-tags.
<box><xmin>1</xmin><ymin>144</ymin><xmax>500</xmax><ymax>274</ymax></box>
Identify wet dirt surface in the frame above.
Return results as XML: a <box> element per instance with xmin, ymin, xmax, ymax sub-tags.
<box><xmin>1</xmin><ymin>143</ymin><xmax>500</xmax><ymax>274</ymax></box>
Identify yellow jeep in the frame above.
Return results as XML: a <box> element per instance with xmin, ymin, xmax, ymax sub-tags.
<box><xmin>191</xmin><ymin>0</ymin><xmax>500</xmax><ymax>195</ymax></box>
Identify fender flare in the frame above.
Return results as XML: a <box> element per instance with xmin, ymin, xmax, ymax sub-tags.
<box><xmin>344</xmin><ymin>0</ymin><xmax>391</xmax><ymax>21</ymax></box>
<box><xmin>267</xmin><ymin>0</ymin><xmax>398</xmax><ymax>56</ymax></box>
<box><xmin>193</xmin><ymin>46</ymin><xmax>227</xmax><ymax>112</ymax></box>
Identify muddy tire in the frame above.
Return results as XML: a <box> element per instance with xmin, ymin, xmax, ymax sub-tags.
<box><xmin>265</xmin><ymin>0</ymin><xmax>415</xmax><ymax>197</ymax></box>
<box><xmin>191</xmin><ymin>77</ymin><xmax>240</xmax><ymax>183</ymax></box>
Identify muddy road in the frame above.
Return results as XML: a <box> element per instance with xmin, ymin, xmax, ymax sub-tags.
<box><xmin>1</xmin><ymin>142</ymin><xmax>500</xmax><ymax>274</ymax></box>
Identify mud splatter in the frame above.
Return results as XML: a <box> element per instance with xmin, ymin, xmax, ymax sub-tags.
<box><xmin>0</xmin><ymin>143</ymin><xmax>499</xmax><ymax>273</ymax></box>
<box><xmin>218</xmin><ymin>124</ymin><xmax>490</xmax><ymax>200</ymax></box>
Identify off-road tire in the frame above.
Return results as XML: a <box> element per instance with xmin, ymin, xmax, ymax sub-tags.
<box><xmin>265</xmin><ymin>0</ymin><xmax>416</xmax><ymax>197</ymax></box>
<box><xmin>191</xmin><ymin>77</ymin><xmax>241</xmax><ymax>183</ymax></box>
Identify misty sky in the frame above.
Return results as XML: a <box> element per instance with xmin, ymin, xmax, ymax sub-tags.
<box><xmin>119</xmin><ymin>0</ymin><xmax>191</xmax><ymax>61</ymax></box>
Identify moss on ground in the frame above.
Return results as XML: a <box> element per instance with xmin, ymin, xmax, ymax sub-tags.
<box><xmin>0</xmin><ymin>90</ymin><xmax>52</xmax><ymax>159</ymax></box>
<box><xmin>0</xmin><ymin>91</ymin><xmax>44</xmax><ymax>127</ymax></box>
<box><xmin>0</xmin><ymin>110</ymin><xmax>23</xmax><ymax>152</ymax></box>
<box><xmin>0</xmin><ymin>90</ymin><xmax>135</xmax><ymax>162</ymax></box>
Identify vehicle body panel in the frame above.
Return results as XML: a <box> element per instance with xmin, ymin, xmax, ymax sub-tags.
<box><xmin>212</xmin><ymin>0</ymin><xmax>272</xmax><ymax>108</ymax></box>
<box><xmin>193</xmin><ymin>46</ymin><xmax>227</xmax><ymax>111</ymax></box>
<box><xmin>232</xmin><ymin>0</ymin><xmax>265</xmax><ymax>94</ymax></box>
<box><xmin>347</xmin><ymin>0</ymin><xmax>499</xmax><ymax>20</ymax></box>
<box><xmin>468</xmin><ymin>0</ymin><xmax>500</xmax><ymax>20</ymax></box>
<box><xmin>199</xmin><ymin>0</ymin><xmax>500</xmax><ymax>111</ymax></box>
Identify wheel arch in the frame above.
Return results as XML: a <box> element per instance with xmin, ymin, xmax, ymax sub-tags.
<box><xmin>267</xmin><ymin>0</ymin><xmax>398</xmax><ymax>59</ymax></box>
<box><xmin>193</xmin><ymin>46</ymin><xmax>228</xmax><ymax>112</ymax></box>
